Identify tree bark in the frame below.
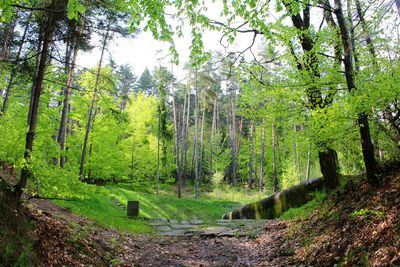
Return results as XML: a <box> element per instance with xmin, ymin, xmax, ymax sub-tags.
<box><xmin>1</xmin><ymin>14</ymin><xmax>30</xmax><ymax>114</ymax></box>
<box><xmin>156</xmin><ymin>106</ymin><xmax>161</xmax><ymax>195</ymax></box>
<box><xmin>199</xmin><ymin>101</ymin><xmax>205</xmax><ymax>183</ymax></box>
<box><xmin>272</xmin><ymin>123</ymin><xmax>278</xmax><ymax>193</ymax></box>
<box><xmin>249</xmin><ymin>122</ymin><xmax>254</xmax><ymax>189</ymax></box>
<box><xmin>230</xmin><ymin>97</ymin><xmax>237</xmax><ymax>185</ymax></box>
<box><xmin>208</xmin><ymin>97</ymin><xmax>217</xmax><ymax>186</ymax></box>
<box><xmin>194</xmin><ymin>68</ymin><xmax>200</xmax><ymax>198</ymax></box>
<box><xmin>79</xmin><ymin>24</ymin><xmax>110</xmax><ymax>181</ymax></box>
<box><xmin>285</xmin><ymin>3</ymin><xmax>340</xmax><ymax>189</ymax></box>
<box><xmin>334</xmin><ymin>0</ymin><xmax>378</xmax><ymax>185</ymax></box>
<box><xmin>57</xmin><ymin>17</ymin><xmax>84</xmax><ymax>168</ymax></box>
<box><xmin>259</xmin><ymin>122</ymin><xmax>265</xmax><ymax>192</ymax></box>
<box><xmin>15</xmin><ymin>3</ymin><xmax>58</xmax><ymax>201</ymax></box>
<box><xmin>306</xmin><ymin>141</ymin><xmax>311</xmax><ymax>181</ymax></box>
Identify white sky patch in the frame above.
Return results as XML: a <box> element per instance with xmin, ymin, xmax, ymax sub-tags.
<box><xmin>77</xmin><ymin>1</ymin><xmax>265</xmax><ymax>81</ymax></box>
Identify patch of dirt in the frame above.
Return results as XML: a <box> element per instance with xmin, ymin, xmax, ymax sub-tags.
<box><xmin>287</xmin><ymin>164</ymin><xmax>400</xmax><ymax>266</ymax></box>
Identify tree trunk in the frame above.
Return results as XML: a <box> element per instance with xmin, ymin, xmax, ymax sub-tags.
<box><xmin>194</xmin><ymin>69</ymin><xmax>200</xmax><ymax>198</ymax></box>
<box><xmin>199</xmin><ymin>102</ymin><xmax>205</xmax><ymax>183</ymax></box>
<box><xmin>57</xmin><ymin>17</ymin><xmax>84</xmax><ymax>168</ymax></box>
<box><xmin>230</xmin><ymin>97</ymin><xmax>237</xmax><ymax>185</ymax></box>
<box><xmin>0</xmin><ymin>14</ymin><xmax>17</xmax><ymax>77</ymax></box>
<box><xmin>272</xmin><ymin>123</ymin><xmax>278</xmax><ymax>193</ymax></box>
<box><xmin>334</xmin><ymin>0</ymin><xmax>378</xmax><ymax>185</ymax></box>
<box><xmin>249</xmin><ymin>122</ymin><xmax>254</xmax><ymax>189</ymax></box>
<box><xmin>208</xmin><ymin>97</ymin><xmax>217</xmax><ymax>186</ymax></box>
<box><xmin>14</xmin><ymin>4</ymin><xmax>57</xmax><ymax>201</ymax></box>
<box><xmin>1</xmin><ymin>15</ymin><xmax>30</xmax><ymax>114</ymax></box>
<box><xmin>183</xmin><ymin>91</ymin><xmax>190</xmax><ymax>180</ymax></box>
<box><xmin>131</xmin><ymin>129</ymin><xmax>134</xmax><ymax>190</ymax></box>
<box><xmin>156</xmin><ymin>107</ymin><xmax>161</xmax><ymax>195</ymax></box>
<box><xmin>79</xmin><ymin>24</ymin><xmax>110</xmax><ymax>181</ymax></box>
<box><xmin>306</xmin><ymin>141</ymin><xmax>311</xmax><ymax>181</ymax></box>
<box><xmin>259</xmin><ymin>122</ymin><xmax>265</xmax><ymax>192</ymax></box>
<box><xmin>285</xmin><ymin>5</ymin><xmax>341</xmax><ymax>189</ymax></box>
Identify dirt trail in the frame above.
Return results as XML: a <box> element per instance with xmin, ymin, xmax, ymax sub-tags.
<box><xmin>28</xmin><ymin>197</ymin><xmax>296</xmax><ymax>266</ymax></box>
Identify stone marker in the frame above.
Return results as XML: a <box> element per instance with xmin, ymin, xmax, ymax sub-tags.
<box><xmin>127</xmin><ymin>200</ymin><xmax>139</xmax><ymax>217</ymax></box>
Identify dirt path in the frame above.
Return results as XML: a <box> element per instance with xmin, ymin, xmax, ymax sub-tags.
<box><xmin>28</xmin><ymin>198</ymin><xmax>297</xmax><ymax>266</ymax></box>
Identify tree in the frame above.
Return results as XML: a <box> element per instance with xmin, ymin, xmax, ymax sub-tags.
<box><xmin>15</xmin><ymin>0</ymin><xmax>68</xmax><ymax>200</ymax></box>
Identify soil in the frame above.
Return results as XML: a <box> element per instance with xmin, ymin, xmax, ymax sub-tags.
<box><xmin>1</xmin><ymin>163</ymin><xmax>400</xmax><ymax>266</ymax></box>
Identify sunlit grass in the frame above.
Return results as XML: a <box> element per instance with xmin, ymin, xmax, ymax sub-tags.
<box><xmin>54</xmin><ymin>183</ymin><xmax>260</xmax><ymax>234</ymax></box>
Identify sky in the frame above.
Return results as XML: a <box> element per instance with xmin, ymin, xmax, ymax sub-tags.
<box><xmin>77</xmin><ymin>2</ymin><xmax>264</xmax><ymax>81</ymax></box>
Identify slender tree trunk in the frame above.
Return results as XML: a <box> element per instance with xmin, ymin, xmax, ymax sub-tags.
<box><xmin>272</xmin><ymin>123</ymin><xmax>278</xmax><ymax>193</ymax></box>
<box><xmin>237</xmin><ymin>116</ymin><xmax>244</xmax><ymax>155</ymax></box>
<box><xmin>199</xmin><ymin>103</ymin><xmax>205</xmax><ymax>183</ymax></box>
<box><xmin>0</xmin><ymin>14</ymin><xmax>17</xmax><ymax>76</ymax></box>
<box><xmin>183</xmin><ymin>91</ymin><xmax>190</xmax><ymax>180</ymax></box>
<box><xmin>79</xmin><ymin>24</ymin><xmax>110</xmax><ymax>181</ymax></box>
<box><xmin>230</xmin><ymin>97</ymin><xmax>237</xmax><ymax>185</ymax></box>
<box><xmin>194</xmin><ymin>69</ymin><xmax>200</xmax><ymax>198</ymax></box>
<box><xmin>131</xmin><ymin>129</ymin><xmax>134</xmax><ymax>190</ymax></box>
<box><xmin>306</xmin><ymin>141</ymin><xmax>311</xmax><ymax>181</ymax></box>
<box><xmin>57</xmin><ymin>17</ymin><xmax>83</xmax><ymax>167</ymax></box>
<box><xmin>15</xmin><ymin>5</ymin><xmax>57</xmax><ymax>201</ymax></box>
<box><xmin>156</xmin><ymin>108</ymin><xmax>161</xmax><ymax>195</ymax></box>
<box><xmin>334</xmin><ymin>0</ymin><xmax>378</xmax><ymax>185</ymax></box>
<box><xmin>249</xmin><ymin>122</ymin><xmax>254</xmax><ymax>189</ymax></box>
<box><xmin>259</xmin><ymin>122</ymin><xmax>265</xmax><ymax>192</ymax></box>
<box><xmin>1</xmin><ymin>15</ymin><xmax>30</xmax><ymax>114</ymax></box>
<box><xmin>208</xmin><ymin>97</ymin><xmax>217</xmax><ymax>186</ymax></box>
<box><xmin>28</xmin><ymin>28</ymin><xmax>43</xmax><ymax>126</ymax></box>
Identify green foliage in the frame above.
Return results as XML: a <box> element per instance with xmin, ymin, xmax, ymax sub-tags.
<box><xmin>350</xmin><ymin>209</ymin><xmax>385</xmax><ymax>220</ymax></box>
<box><xmin>67</xmin><ymin>0</ymin><xmax>86</xmax><ymax>20</ymax></box>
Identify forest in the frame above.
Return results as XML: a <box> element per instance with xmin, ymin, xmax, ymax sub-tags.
<box><xmin>0</xmin><ymin>0</ymin><xmax>399</xmax><ymax>266</ymax></box>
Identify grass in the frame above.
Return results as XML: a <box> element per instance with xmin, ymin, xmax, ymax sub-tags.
<box><xmin>54</xmin><ymin>184</ymin><xmax>248</xmax><ymax>234</ymax></box>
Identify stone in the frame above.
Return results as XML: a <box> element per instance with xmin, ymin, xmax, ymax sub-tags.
<box><xmin>157</xmin><ymin>225</ymin><xmax>172</xmax><ymax>232</ymax></box>
<box><xmin>127</xmin><ymin>201</ymin><xmax>139</xmax><ymax>217</ymax></box>
<box><xmin>201</xmin><ymin>226</ymin><xmax>231</xmax><ymax>236</ymax></box>
<box><xmin>170</xmin><ymin>224</ymin><xmax>194</xmax><ymax>230</ymax></box>
<box><xmin>190</xmin><ymin>219</ymin><xmax>203</xmax><ymax>225</ymax></box>
<box><xmin>160</xmin><ymin>229</ymin><xmax>186</xmax><ymax>236</ymax></box>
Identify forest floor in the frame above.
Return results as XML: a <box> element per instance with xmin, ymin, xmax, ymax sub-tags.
<box><xmin>1</xmin><ymin>163</ymin><xmax>400</xmax><ymax>266</ymax></box>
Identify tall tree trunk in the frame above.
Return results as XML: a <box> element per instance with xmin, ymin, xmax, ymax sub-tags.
<box><xmin>156</xmin><ymin>107</ymin><xmax>161</xmax><ymax>195</ymax></box>
<box><xmin>306</xmin><ymin>141</ymin><xmax>311</xmax><ymax>181</ymax></box>
<box><xmin>249</xmin><ymin>122</ymin><xmax>254</xmax><ymax>189</ymax></box>
<box><xmin>57</xmin><ymin>17</ymin><xmax>84</xmax><ymax>168</ymax></box>
<box><xmin>183</xmin><ymin>91</ymin><xmax>190</xmax><ymax>180</ymax></box>
<box><xmin>259</xmin><ymin>122</ymin><xmax>265</xmax><ymax>191</ymax></box>
<box><xmin>28</xmin><ymin>28</ymin><xmax>43</xmax><ymax>126</ymax></box>
<box><xmin>237</xmin><ymin>116</ymin><xmax>244</xmax><ymax>155</ymax></box>
<box><xmin>230</xmin><ymin>97</ymin><xmax>237</xmax><ymax>185</ymax></box>
<box><xmin>131</xmin><ymin>129</ymin><xmax>135</xmax><ymax>190</ymax></box>
<box><xmin>15</xmin><ymin>4</ymin><xmax>58</xmax><ymax>201</ymax></box>
<box><xmin>208</xmin><ymin>97</ymin><xmax>217</xmax><ymax>186</ymax></box>
<box><xmin>334</xmin><ymin>0</ymin><xmax>378</xmax><ymax>185</ymax></box>
<box><xmin>272</xmin><ymin>123</ymin><xmax>278</xmax><ymax>193</ymax></box>
<box><xmin>1</xmin><ymin>14</ymin><xmax>30</xmax><ymax>114</ymax></box>
<box><xmin>194</xmin><ymin>69</ymin><xmax>200</xmax><ymax>198</ymax></box>
<box><xmin>199</xmin><ymin>102</ymin><xmax>205</xmax><ymax>183</ymax></box>
<box><xmin>0</xmin><ymin>13</ymin><xmax>17</xmax><ymax>77</ymax></box>
<box><xmin>79</xmin><ymin>24</ymin><xmax>110</xmax><ymax>181</ymax></box>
